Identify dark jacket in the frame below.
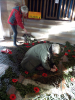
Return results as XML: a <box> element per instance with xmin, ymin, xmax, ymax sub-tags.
<box><xmin>21</xmin><ymin>43</ymin><xmax>55</xmax><ymax>73</ymax></box>
<box><xmin>7</xmin><ymin>6</ymin><xmax>24</xmax><ymax>29</ymax></box>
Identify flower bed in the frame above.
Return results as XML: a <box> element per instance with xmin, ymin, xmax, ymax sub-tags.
<box><xmin>0</xmin><ymin>41</ymin><xmax>75</xmax><ymax>100</ymax></box>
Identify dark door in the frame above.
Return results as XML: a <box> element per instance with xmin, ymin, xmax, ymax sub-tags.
<box><xmin>58</xmin><ymin>0</ymin><xmax>75</xmax><ymax>21</ymax></box>
<box><xmin>25</xmin><ymin>0</ymin><xmax>75</xmax><ymax>21</ymax></box>
<box><xmin>46</xmin><ymin>0</ymin><xmax>59</xmax><ymax>19</ymax></box>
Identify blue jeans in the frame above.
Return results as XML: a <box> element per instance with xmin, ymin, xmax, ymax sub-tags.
<box><xmin>10</xmin><ymin>25</ymin><xmax>17</xmax><ymax>45</ymax></box>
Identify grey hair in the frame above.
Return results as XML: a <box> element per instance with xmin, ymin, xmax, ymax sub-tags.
<box><xmin>21</xmin><ymin>5</ymin><xmax>28</xmax><ymax>13</ymax></box>
<box><xmin>52</xmin><ymin>44</ymin><xmax>60</xmax><ymax>54</ymax></box>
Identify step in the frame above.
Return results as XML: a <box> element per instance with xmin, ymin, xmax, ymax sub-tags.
<box><xmin>11</xmin><ymin>33</ymin><xmax>75</xmax><ymax>45</ymax></box>
<box><xmin>24</xmin><ymin>22</ymin><xmax>52</xmax><ymax>29</ymax></box>
<box><xmin>16</xmin><ymin>19</ymin><xmax>75</xmax><ymax>45</ymax></box>
<box><xmin>24</xmin><ymin>19</ymin><xmax>71</xmax><ymax>26</ymax></box>
<box><xmin>17</xmin><ymin>30</ymin><xmax>75</xmax><ymax>41</ymax></box>
<box><xmin>17</xmin><ymin>23</ymin><xmax>75</xmax><ymax>36</ymax></box>
<box><xmin>48</xmin><ymin>38</ymin><xmax>75</xmax><ymax>45</ymax></box>
<box><xmin>24</xmin><ymin>19</ymin><xmax>75</xmax><ymax>29</ymax></box>
<box><xmin>42</xmin><ymin>36</ymin><xmax>75</xmax><ymax>45</ymax></box>
<box><xmin>24</xmin><ymin>20</ymin><xmax>75</xmax><ymax>30</ymax></box>
<box><xmin>16</xmin><ymin>32</ymin><xmax>75</xmax><ymax>45</ymax></box>
<box><xmin>17</xmin><ymin>30</ymin><xmax>75</xmax><ymax>39</ymax></box>
<box><xmin>18</xmin><ymin>26</ymin><xmax>48</xmax><ymax>33</ymax></box>
<box><xmin>48</xmin><ymin>35</ymin><xmax>75</xmax><ymax>41</ymax></box>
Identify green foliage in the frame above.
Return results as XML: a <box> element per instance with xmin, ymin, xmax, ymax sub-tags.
<box><xmin>1</xmin><ymin>67</ymin><xmax>18</xmax><ymax>81</ymax></box>
<box><xmin>53</xmin><ymin>41</ymin><xmax>75</xmax><ymax>69</ymax></box>
<box><xmin>0</xmin><ymin>82</ymin><xmax>10</xmax><ymax>100</ymax></box>
<box><xmin>1</xmin><ymin>66</ymin><xmax>40</xmax><ymax>98</ymax></box>
<box><xmin>0</xmin><ymin>67</ymin><xmax>19</xmax><ymax>100</ymax></box>
<box><xmin>8</xmin><ymin>55</ymin><xmax>16</xmax><ymax>63</ymax></box>
<box><xmin>11</xmin><ymin>82</ymin><xmax>38</xmax><ymax>98</ymax></box>
<box><xmin>19</xmin><ymin>66</ymin><xmax>38</xmax><ymax>78</ymax></box>
<box><xmin>1</xmin><ymin>41</ymin><xmax>75</xmax><ymax>99</ymax></box>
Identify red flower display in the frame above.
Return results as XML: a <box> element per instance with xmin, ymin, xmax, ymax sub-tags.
<box><xmin>71</xmin><ymin>78</ymin><xmax>75</xmax><ymax>82</ymax></box>
<box><xmin>42</xmin><ymin>73</ymin><xmax>47</xmax><ymax>77</ymax></box>
<box><xmin>26</xmin><ymin>46</ymin><xmax>30</xmax><ymax>48</ymax></box>
<box><xmin>72</xmin><ymin>55</ymin><xmax>75</xmax><ymax>58</ymax></box>
<box><xmin>64</xmin><ymin>53</ymin><xmax>68</xmax><ymax>56</ymax></box>
<box><xmin>24</xmin><ymin>43</ymin><xmax>26</xmax><ymax>44</ymax></box>
<box><xmin>65</xmin><ymin>46</ymin><xmax>66</xmax><ymax>47</ymax></box>
<box><xmin>74</xmin><ymin>50</ymin><xmax>75</xmax><ymax>51</ymax></box>
<box><xmin>12</xmin><ymin>79</ymin><xmax>18</xmax><ymax>83</ymax></box>
<box><xmin>34</xmin><ymin>87</ymin><xmax>40</xmax><ymax>93</ymax></box>
<box><xmin>25</xmin><ymin>71</ymin><xmax>29</xmax><ymax>74</ymax></box>
<box><xmin>38</xmin><ymin>41</ymin><xmax>40</xmax><ymax>43</ymax></box>
<box><xmin>8</xmin><ymin>51</ymin><xmax>12</xmax><ymax>54</ymax></box>
<box><xmin>32</xmin><ymin>43</ymin><xmax>35</xmax><ymax>45</ymax></box>
<box><xmin>56</xmin><ymin>68</ymin><xmax>58</xmax><ymax>71</ymax></box>
<box><xmin>68</xmin><ymin>50</ymin><xmax>71</xmax><ymax>52</ymax></box>
<box><xmin>24</xmin><ymin>43</ymin><xmax>29</xmax><ymax>45</ymax></box>
<box><xmin>26</xmin><ymin>43</ymin><xmax>29</xmax><ymax>45</ymax></box>
<box><xmin>1</xmin><ymin>48</ymin><xmax>12</xmax><ymax>54</ymax></box>
<box><xmin>10</xmin><ymin>94</ymin><xmax>16</xmax><ymax>100</ymax></box>
<box><xmin>43</xmin><ymin>41</ymin><xmax>46</xmax><ymax>43</ymax></box>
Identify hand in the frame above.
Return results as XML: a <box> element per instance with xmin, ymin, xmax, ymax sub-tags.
<box><xmin>50</xmin><ymin>68</ymin><xmax>56</xmax><ymax>72</ymax></box>
<box><xmin>23</xmin><ymin>28</ymin><xmax>27</xmax><ymax>33</ymax></box>
<box><xmin>53</xmin><ymin>65</ymin><xmax>57</xmax><ymax>69</ymax></box>
<box><xmin>53</xmin><ymin>65</ymin><xmax>58</xmax><ymax>71</ymax></box>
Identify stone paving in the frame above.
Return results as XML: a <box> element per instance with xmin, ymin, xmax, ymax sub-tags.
<box><xmin>0</xmin><ymin>41</ymin><xmax>21</xmax><ymax>99</ymax></box>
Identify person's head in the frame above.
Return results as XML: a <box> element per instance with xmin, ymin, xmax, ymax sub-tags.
<box><xmin>21</xmin><ymin>5</ymin><xmax>28</xmax><ymax>16</ymax></box>
<box><xmin>52</xmin><ymin>44</ymin><xmax>60</xmax><ymax>56</ymax></box>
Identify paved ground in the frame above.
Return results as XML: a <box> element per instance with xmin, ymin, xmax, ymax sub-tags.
<box><xmin>0</xmin><ymin>45</ymin><xmax>20</xmax><ymax>76</ymax></box>
<box><xmin>0</xmin><ymin>39</ymin><xmax>22</xmax><ymax>98</ymax></box>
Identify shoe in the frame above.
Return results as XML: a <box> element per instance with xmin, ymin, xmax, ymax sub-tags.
<box><xmin>16</xmin><ymin>41</ymin><xmax>21</xmax><ymax>45</ymax></box>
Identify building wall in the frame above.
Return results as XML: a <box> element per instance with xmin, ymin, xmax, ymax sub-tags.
<box><xmin>0</xmin><ymin>0</ymin><xmax>22</xmax><ymax>37</ymax></box>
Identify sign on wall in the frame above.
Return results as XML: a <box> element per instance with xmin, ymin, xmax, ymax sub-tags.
<box><xmin>55</xmin><ymin>0</ymin><xmax>59</xmax><ymax>4</ymax></box>
<box><xmin>28</xmin><ymin>11</ymin><xmax>41</xmax><ymax>20</ymax></box>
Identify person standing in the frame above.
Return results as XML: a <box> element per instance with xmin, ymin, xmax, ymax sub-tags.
<box><xmin>7</xmin><ymin>5</ymin><xmax>28</xmax><ymax>46</ymax></box>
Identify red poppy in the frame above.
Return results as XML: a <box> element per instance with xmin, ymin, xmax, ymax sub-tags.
<box><xmin>56</xmin><ymin>68</ymin><xmax>58</xmax><ymax>71</ymax></box>
<box><xmin>72</xmin><ymin>55</ymin><xmax>75</xmax><ymax>57</ymax></box>
<box><xmin>24</xmin><ymin>43</ymin><xmax>29</xmax><ymax>45</ymax></box>
<box><xmin>65</xmin><ymin>46</ymin><xmax>66</xmax><ymax>47</ymax></box>
<box><xmin>68</xmin><ymin>50</ymin><xmax>71</xmax><ymax>52</ymax></box>
<box><xmin>26</xmin><ymin>46</ymin><xmax>30</xmax><ymax>48</ymax></box>
<box><xmin>8</xmin><ymin>51</ymin><xmax>12</xmax><ymax>54</ymax></box>
<box><xmin>34</xmin><ymin>87</ymin><xmax>40</xmax><ymax>93</ymax></box>
<box><xmin>12</xmin><ymin>79</ymin><xmax>18</xmax><ymax>83</ymax></box>
<box><xmin>24</xmin><ymin>43</ymin><xmax>26</xmax><ymax>45</ymax></box>
<box><xmin>71</xmin><ymin>78</ymin><xmax>75</xmax><ymax>82</ymax></box>
<box><xmin>43</xmin><ymin>41</ymin><xmax>46</xmax><ymax>43</ymax></box>
<box><xmin>10</xmin><ymin>94</ymin><xmax>16</xmax><ymax>100</ymax></box>
<box><xmin>32</xmin><ymin>43</ymin><xmax>35</xmax><ymax>45</ymax></box>
<box><xmin>1</xmin><ymin>48</ymin><xmax>12</xmax><ymax>54</ymax></box>
<box><xmin>74</xmin><ymin>50</ymin><xmax>75</xmax><ymax>51</ymax></box>
<box><xmin>64</xmin><ymin>53</ymin><xmax>68</xmax><ymax>56</ymax></box>
<box><xmin>25</xmin><ymin>71</ymin><xmax>29</xmax><ymax>74</ymax></box>
<box><xmin>26</xmin><ymin>43</ymin><xmax>29</xmax><ymax>45</ymax></box>
<box><xmin>38</xmin><ymin>41</ymin><xmax>40</xmax><ymax>43</ymax></box>
<box><xmin>42</xmin><ymin>73</ymin><xmax>47</xmax><ymax>77</ymax></box>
